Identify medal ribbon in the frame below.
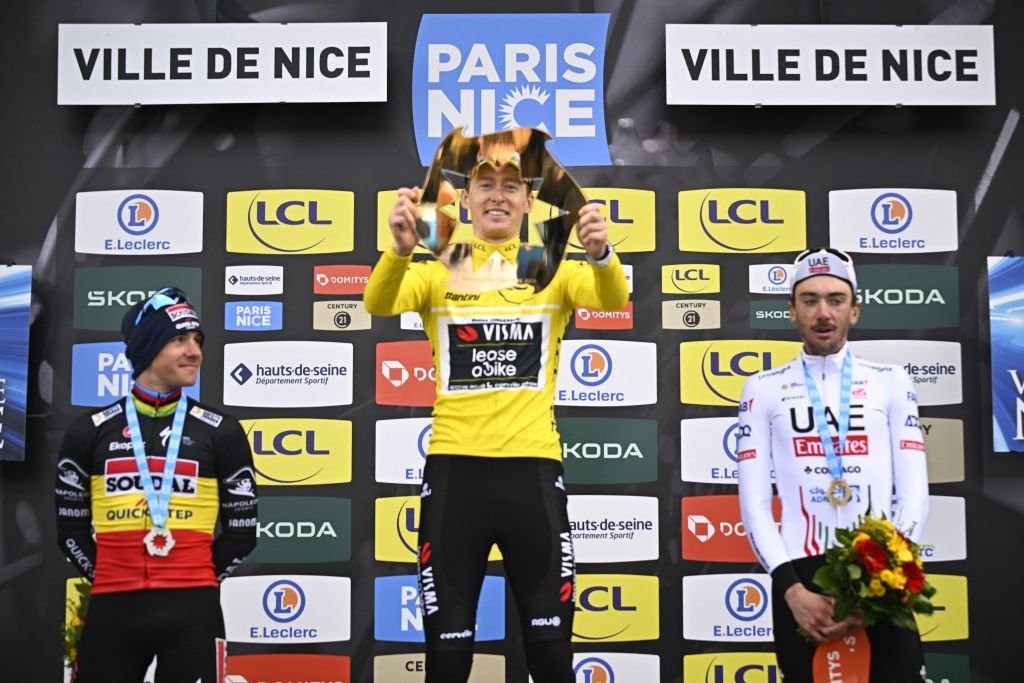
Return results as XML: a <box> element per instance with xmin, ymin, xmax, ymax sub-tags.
<box><xmin>125</xmin><ymin>389</ymin><xmax>188</xmax><ymax>529</ymax></box>
<box><xmin>802</xmin><ymin>350</ymin><xmax>852</xmax><ymax>484</ymax></box>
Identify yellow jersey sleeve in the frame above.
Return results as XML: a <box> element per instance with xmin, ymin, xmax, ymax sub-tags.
<box><xmin>561</xmin><ymin>252</ymin><xmax>629</xmax><ymax>311</ymax></box>
<box><xmin>364</xmin><ymin>247</ymin><xmax>434</xmax><ymax>316</ymax></box>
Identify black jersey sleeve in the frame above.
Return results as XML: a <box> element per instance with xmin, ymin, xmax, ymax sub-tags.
<box><xmin>211</xmin><ymin>416</ymin><xmax>258</xmax><ymax>581</ymax></box>
<box><xmin>55</xmin><ymin>413</ymin><xmax>97</xmax><ymax>580</ymax></box>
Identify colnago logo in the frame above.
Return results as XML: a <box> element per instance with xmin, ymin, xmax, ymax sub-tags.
<box><xmin>373</xmin><ymin>654</ymin><xmax>505</xmax><ymax>682</ymax></box>
<box><xmin>226</xmin><ymin>190</ymin><xmax>354</xmax><ymax>255</ymax></box>
<box><xmin>73</xmin><ymin>266</ymin><xmax>203</xmax><ymax>331</ymax></box>
<box><xmin>683</xmin><ymin>574</ymin><xmax>774</xmax><ymax>642</ymax></box>
<box><xmin>226</xmin><ymin>653</ymin><xmax>351</xmax><ymax>683</ymax></box>
<box><xmin>571</xmin><ymin>574</ymin><xmax>659</xmax><ymax>642</ymax></box>
<box><xmin>242</xmin><ymin>418</ymin><xmax>352</xmax><ymax>486</ymax></box>
<box><xmin>576</xmin><ymin>301</ymin><xmax>634</xmax><ymax>330</ymax></box>
<box><xmin>682</xmin><ymin>653</ymin><xmax>780</xmax><ymax>683</ymax></box>
<box><xmin>75</xmin><ymin>190</ymin><xmax>203</xmax><ymax>255</ymax></box>
<box><xmin>71</xmin><ymin>342</ymin><xmax>200</xmax><ymax>407</ymax></box>
<box><xmin>572</xmin><ymin>653</ymin><xmax>660</xmax><ymax>682</ymax></box>
<box><xmin>566</xmin><ymin>190</ymin><xmax>656</xmax><ymax>253</ymax></box>
<box><xmin>313</xmin><ymin>265</ymin><xmax>371</xmax><ymax>294</ymax></box>
<box><xmin>829</xmin><ymin>189</ymin><xmax>958</xmax><ymax>253</ymax></box>
<box><xmin>681</xmin><ymin>495</ymin><xmax>782</xmax><ymax>562</ymax></box>
<box><xmin>915</xmin><ymin>574</ymin><xmax>969</xmax><ymax>642</ymax></box>
<box><xmin>103</xmin><ymin>457</ymin><xmax>199</xmax><ymax>497</ymax></box>
<box><xmin>749</xmin><ymin>263</ymin><xmax>794</xmax><ymax>294</ymax></box>
<box><xmin>224</xmin><ymin>342</ymin><xmax>353</xmax><ymax>408</ymax></box>
<box><xmin>568</xmin><ymin>496</ymin><xmax>658</xmax><ymax>563</ymax></box>
<box><xmin>557</xmin><ymin>341</ymin><xmax>657</xmax><ymax>407</ymax></box>
<box><xmin>661</xmin><ymin>264</ymin><xmax>721</xmax><ymax>294</ymax></box>
<box><xmin>377</xmin><ymin>341</ymin><xmax>436</xmax><ymax>406</ymax></box>
<box><xmin>918</xmin><ymin>496</ymin><xmax>967</xmax><ymax>562</ymax></box>
<box><xmin>224</xmin><ymin>265</ymin><xmax>284</xmax><ymax>295</ymax></box>
<box><xmin>375</xmin><ymin>418</ymin><xmax>433</xmax><ymax>484</ymax></box>
<box><xmin>680</xmin><ymin>340</ymin><xmax>802</xmax><ymax>406</ymax></box>
<box><xmin>222</xmin><ymin>575</ymin><xmax>351</xmax><ymax>643</ymax></box>
<box><xmin>678</xmin><ymin>189</ymin><xmax>806</xmax><ymax>253</ymax></box>
<box><xmin>412</xmin><ymin>13</ymin><xmax>611</xmax><ymax>166</ymax></box>
<box><xmin>373</xmin><ymin>575</ymin><xmax>505</xmax><ymax>642</ymax></box>
<box><xmin>247</xmin><ymin>496</ymin><xmax>352</xmax><ymax>564</ymax></box>
<box><xmin>224</xmin><ymin>301</ymin><xmax>283</xmax><ymax>332</ymax></box>
<box><xmin>849</xmin><ymin>340</ymin><xmax>962</xmax><ymax>405</ymax></box>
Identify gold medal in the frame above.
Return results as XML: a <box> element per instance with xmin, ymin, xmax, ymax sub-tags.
<box><xmin>826</xmin><ymin>478</ymin><xmax>852</xmax><ymax>508</ymax></box>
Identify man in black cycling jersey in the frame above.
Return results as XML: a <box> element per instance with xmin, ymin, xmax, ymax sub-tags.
<box><xmin>366</xmin><ymin>130</ymin><xmax>628</xmax><ymax>683</ymax></box>
<box><xmin>55</xmin><ymin>287</ymin><xmax>258</xmax><ymax>683</ymax></box>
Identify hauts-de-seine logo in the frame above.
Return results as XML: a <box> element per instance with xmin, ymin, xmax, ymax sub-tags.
<box><xmin>117</xmin><ymin>194</ymin><xmax>159</xmax><ymax>235</ymax></box>
<box><xmin>263</xmin><ymin>579</ymin><xmax>306</xmax><ymax>623</ymax></box>
<box><xmin>871</xmin><ymin>192</ymin><xmax>913</xmax><ymax>234</ymax></box>
<box><xmin>412</xmin><ymin>13</ymin><xmax>611</xmax><ymax>166</ymax></box>
<box><xmin>571</xmin><ymin>345</ymin><xmax>613</xmax><ymax>386</ymax></box>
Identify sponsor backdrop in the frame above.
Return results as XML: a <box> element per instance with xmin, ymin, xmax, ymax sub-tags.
<box><xmin>2</xmin><ymin>2</ymin><xmax>1023</xmax><ymax>682</ymax></box>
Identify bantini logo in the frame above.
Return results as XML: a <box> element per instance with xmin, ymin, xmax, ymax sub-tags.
<box><xmin>117</xmin><ymin>194</ymin><xmax>159</xmax><ymax>235</ymax></box>
<box><xmin>725</xmin><ymin>579</ymin><xmax>768</xmax><ymax>622</ymax></box>
<box><xmin>262</xmin><ymin>579</ymin><xmax>306</xmax><ymax>623</ymax></box>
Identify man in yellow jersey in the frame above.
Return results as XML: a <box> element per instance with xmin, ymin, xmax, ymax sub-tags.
<box><xmin>365</xmin><ymin>136</ymin><xmax>628</xmax><ymax>683</ymax></box>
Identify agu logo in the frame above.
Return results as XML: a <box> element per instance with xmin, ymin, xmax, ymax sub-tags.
<box><xmin>680</xmin><ymin>340</ymin><xmax>802</xmax><ymax>406</ymax></box>
<box><xmin>871</xmin><ymin>192</ymin><xmax>912</xmax><ymax>234</ymax></box>
<box><xmin>726</xmin><ymin>579</ymin><xmax>768</xmax><ymax>621</ymax></box>
<box><xmin>226</xmin><ymin>190</ymin><xmax>354</xmax><ymax>255</ymax></box>
<box><xmin>571</xmin><ymin>345</ymin><xmax>612</xmax><ymax>386</ymax></box>
<box><xmin>678</xmin><ymin>189</ymin><xmax>806</xmax><ymax>253</ymax></box>
<box><xmin>263</xmin><ymin>580</ymin><xmax>305</xmax><ymax>623</ymax></box>
<box><xmin>574</xmin><ymin>657</ymin><xmax>613</xmax><ymax>683</ymax></box>
<box><xmin>117</xmin><ymin>194</ymin><xmax>158</xmax><ymax>235</ymax></box>
<box><xmin>412</xmin><ymin>13</ymin><xmax>611</xmax><ymax>166</ymax></box>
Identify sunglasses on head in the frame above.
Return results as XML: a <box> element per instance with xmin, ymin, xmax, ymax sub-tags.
<box><xmin>135</xmin><ymin>287</ymin><xmax>192</xmax><ymax>324</ymax></box>
<box><xmin>793</xmin><ymin>247</ymin><xmax>852</xmax><ymax>265</ymax></box>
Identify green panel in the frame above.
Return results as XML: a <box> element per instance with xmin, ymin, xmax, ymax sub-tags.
<box><xmin>247</xmin><ymin>496</ymin><xmax>351</xmax><ymax>564</ymax></box>
<box><xmin>73</xmin><ymin>266</ymin><xmax>203</xmax><ymax>331</ymax></box>
<box><xmin>559</xmin><ymin>418</ymin><xmax>658</xmax><ymax>484</ymax></box>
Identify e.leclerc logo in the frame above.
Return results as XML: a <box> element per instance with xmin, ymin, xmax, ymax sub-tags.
<box><xmin>117</xmin><ymin>194</ymin><xmax>159</xmax><ymax>235</ymax></box>
<box><xmin>412</xmin><ymin>14</ymin><xmax>611</xmax><ymax>166</ymax></box>
<box><xmin>263</xmin><ymin>579</ymin><xmax>306</xmax><ymax>623</ymax></box>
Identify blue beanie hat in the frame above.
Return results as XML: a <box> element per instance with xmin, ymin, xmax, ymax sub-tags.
<box><xmin>120</xmin><ymin>287</ymin><xmax>203</xmax><ymax>379</ymax></box>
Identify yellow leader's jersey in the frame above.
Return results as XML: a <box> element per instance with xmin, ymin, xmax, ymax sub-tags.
<box><xmin>365</xmin><ymin>237</ymin><xmax>629</xmax><ymax>460</ymax></box>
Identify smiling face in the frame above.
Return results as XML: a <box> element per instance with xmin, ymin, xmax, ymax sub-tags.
<box><xmin>460</xmin><ymin>163</ymin><xmax>534</xmax><ymax>243</ymax></box>
<box><xmin>135</xmin><ymin>331</ymin><xmax>203</xmax><ymax>393</ymax></box>
<box><xmin>788</xmin><ymin>276</ymin><xmax>860</xmax><ymax>356</ymax></box>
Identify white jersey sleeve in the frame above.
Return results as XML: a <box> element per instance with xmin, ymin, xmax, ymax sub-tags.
<box><xmin>737</xmin><ymin>374</ymin><xmax>789</xmax><ymax>574</ymax></box>
<box><xmin>888</xmin><ymin>369</ymin><xmax>929</xmax><ymax>542</ymax></box>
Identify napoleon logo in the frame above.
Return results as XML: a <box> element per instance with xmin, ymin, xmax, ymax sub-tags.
<box><xmin>226</xmin><ymin>467</ymin><xmax>257</xmax><ymax>498</ymax></box>
<box><xmin>57</xmin><ymin>458</ymin><xmax>88</xmax><ymax>492</ymax></box>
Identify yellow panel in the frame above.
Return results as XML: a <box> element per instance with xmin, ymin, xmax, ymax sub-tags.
<box><xmin>227</xmin><ymin>190</ymin><xmax>354</xmax><ymax>254</ymax></box>
<box><xmin>683</xmin><ymin>653</ymin><xmax>780</xmax><ymax>682</ymax></box>
<box><xmin>678</xmin><ymin>188</ymin><xmax>806</xmax><ymax>253</ymax></box>
<box><xmin>680</xmin><ymin>340</ymin><xmax>802</xmax><ymax>406</ymax></box>
<box><xmin>572</xmin><ymin>574</ymin><xmax>659</xmax><ymax>642</ymax></box>
<box><xmin>661</xmin><ymin>264</ymin><xmax>721</xmax><ymax>295</ymax></box>
<box><xmin>374</xmin><ymin>496</ymin><xmax>501</xmax><ymax>562</ymax></box>
<box><xmin>917</xmin><ymin>574</ymin><xmax>969</xmax><ymax>641</ymax></box>
<box><xmin>242</xmin><ymin>419</ymin><xmax>352</xmax><ymax>486</ymax></box>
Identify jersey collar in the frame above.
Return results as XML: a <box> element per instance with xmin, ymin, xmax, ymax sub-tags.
<box><xmin>800</xmin><ymin>342</ymin><xmax>850</xmax><ymax>375</ymax></box>
<box><xmin>130</xmin><ymin>383</ymin><xmax>183</xmax><ymax>418</ymax></box>
<box><xmin>471</xmin><ymin>236</ymin><xmax>520</xmax><ymax>271</ymax></box>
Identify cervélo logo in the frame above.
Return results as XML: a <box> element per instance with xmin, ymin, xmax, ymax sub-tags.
<box><xmin>75</xmin><ymin>190</ymin><xmax>203</xmax><ymax>255</ymax></box>
<box><xmin>568</xmin><ymin>496</ymin><xmax>658</xmax><ymax>563</ymax></box>
<box><xmin>374</xmin><ymin>418</ymin><xmax>432</xmax><ymax>484</ymax></box>
<box><xmin>575</xmin><ymin>302</ymin><xmax>633</xmax><ymax>330</ymax></box>
<box><xmin>683</xmin><ymin>574</ymin><xmax>773</xmax><ymax>642</ymax></box>
<box><xmin>224</xmin><ymin>342</ymin><xmax>353</xmax><ymax>407</ymax></box>
<box><xmin>374</xmin><ymin>575</ymin><xmax>505</xmax><ymax>642</ymax></box>
<box><xmin>227</xmin><ymin>653</ymin><xmax>350</xmax><ymax>683</ymax></box>
<box><xmin>313</xmin><ymin>265</ymin><xmax>370</xmax><ymax>294</ymax></box>
<box><xmin>246</xmin><ymin>496</ymin><xmax>351</xmax><ymax>564</ymax></box>
<box><xmin>849</xmin><ymin>340</ymin><xmax>962</xmax><ymax>406</ymax></box>
<box><xmin>829</xmin><ymin>189</ymin><xmax>958</xmax><ymax>253</ymax></box>
<box><xmin>377</xmin><ymin>341</ymin><xmax>436</xmax><ymax>406</ymax></box>
<box><xmin>556</xmin><ymin>341</ymin><xmax>657</xmax><ymax>406</ymax></box>
<box><xmin>71</xmin><ymin>342</ymin><xmax>200</xmax><ymax>407</ymax></box>
<box><xmin>73</xmin><ymin>266</ymin><xmax>202</xmax><ymax>331</ymax></box>
<box><xmin>680</xmin><ymin>340</ymin><xmax>801</xmax><ymax>406</ymax></box>
<box><xmin>412</xmin><ymin>13</ymin><xmax>611</xmax><ymax>166</ymax></box>
<box><xmin>678</xmin><ymin>189</ymin><xmax>806</xmax><ymax>253</ymax></box>
<box><xmin>683</xmin><ymin>653</ymin><xmax>780</xmax><ymax>683</ymax></box>
<box><xmin>918</xmin><ymin>496</ymin><xmax>966</xmax><ymax>562</ymax></box>
<box><xmin>559</xmin><ymin>417</ymin><xmax>657</xmax><ymax>485</ymax></box>
<box><xmin>661</xmin><ymin>264</ymin><xmax>720</xmax><ymax>294</ymax></box>
<box><xmin>855</xmin><ymin>264</ymin><xmax>959</xmax><ymax>329</ymax></box>
<box><xmin>221</xmin><ymin>575</ymin><xmax>350</xmax><ymax>643</ymax></box>
<box><xmin>572</xmin><ymin>574</ymin><xmax>659</xmax><ymax>642</ymax></box>
<box><xmin>241</xmin><ymin>418</ymin><xmax>352</xmax><ymax>486</ymax></box>
<box><xmin>225</xmin><ymin>265</ymin><xmax>283</xmax><ymax>295</ymax></box>
<box><xmin>226</xmin><ymin>190</ymin><xmax>354</xmax><ymax>255</ymax></box>
<box><xmin>682</xmin><ymin>495</ymin><xmax>781</xmax><ymax>562</ymax></box>
<box><xmin>570</xmin><ymin>653</ymin><xmax>660</xmax><ymax>682</ymax></box>
<box><xmin>662</xmin><ymin>299</ymin><xmax>721</xmax><ymax>330</ymax></box>
<box><xmin>225</xmin><ymin>301</ymin><xmax>282</xmax><ymax>332</ymax></box>
<box><xmin>374</xmin><ymin>654</ymin><xmax>504</xmax><ymax>682</ymax></box>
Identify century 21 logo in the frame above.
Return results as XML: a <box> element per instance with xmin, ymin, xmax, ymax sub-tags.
<box><xmin>226</xmin><ymin>190</ymin><xmax>354</xmax><ymax>255</ymax></box>
<box><xmin>680</xmin><ymin>341</ymin><xmax>802</xmax><ymax>406</ymax></box>
<box><xmin>678</xmin><ymin>189</ymin><xmax>806</xmax><ymax>253</ymax></box>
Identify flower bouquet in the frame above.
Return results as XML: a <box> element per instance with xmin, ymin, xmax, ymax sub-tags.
<box><xmin>62</xmin><ymin>580</ymin><xmax>91</xmax><ymax>668</ymax></box>
<box><xmin>812</xmin><ymin>513</ymin><xmax>936</xmax><ymax>630</ymax></box>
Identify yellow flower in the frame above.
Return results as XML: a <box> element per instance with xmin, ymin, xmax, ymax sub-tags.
<box><xmin>868</xmin><ymin>578</ymin><xmax>886</xmax><ymax>597</ymax></box>
<box><xmin>880</xmin><ymin>568</ymin><xmax>907</xmax><ymax>590</ymax></box>
<box><xmin>897</xmin><ymin>548</ymin><xmax>913</xmax><ymax>563</ymax></box>
<box><xmin>854</xmin><ymin>532</ymin><xmax>870</xmax><ymax>545</ymax></box>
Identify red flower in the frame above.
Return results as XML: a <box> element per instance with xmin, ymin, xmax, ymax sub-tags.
<box><xmin>903</xmin><ymin>561</ymin><xmax>925</xmax><ymax>595</ymax></box>
<box><xmin>854</xmin><ymin>538</ymin><xmax>890</xmax><ymax>574</ymax></box>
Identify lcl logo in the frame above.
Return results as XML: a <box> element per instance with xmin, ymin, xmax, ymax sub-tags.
<box><xmin>254</xmin><ymin>200</ymin><xmax>331</xmax><ymax>226</ymax></box>
<box><xmin>576</xmin><ymin>586</ymin><xmax>636</xmax><ymax>612</ymax></box>
<box><xmin>251</xmin><ymin>429</ymin><xmax>329</xmax><ymax>456</ymax></box>
<box><xmin>708</xmin><ymin>351</ymin><xmax>773</xmax><ymax>377</ymax></box>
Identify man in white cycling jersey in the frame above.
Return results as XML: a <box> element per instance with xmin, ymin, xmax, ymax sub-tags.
<box><xmin>737</xmin><ymin>247</ymin><xmax>929</xmax><ymax>682</ymax></box>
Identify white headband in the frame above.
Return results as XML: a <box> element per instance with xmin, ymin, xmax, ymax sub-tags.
<box><xmin>792</xmin><ymin>249</ymin><xmax>858</xmax><ymax>293</ymax></box>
